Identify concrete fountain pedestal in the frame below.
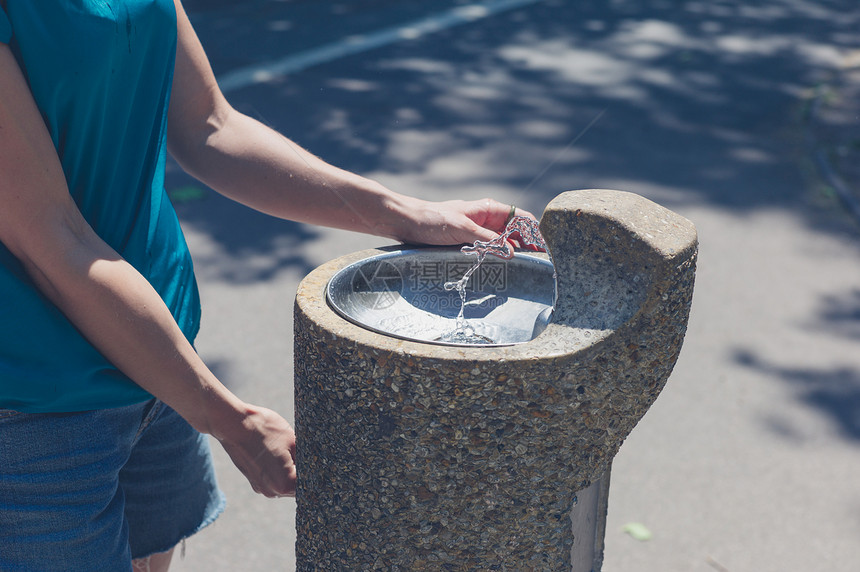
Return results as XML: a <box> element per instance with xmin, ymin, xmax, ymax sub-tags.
<box><xmin>293</xmin><ymin>189</ymin><xmax>698</xmax><ymax>571</ymax></box>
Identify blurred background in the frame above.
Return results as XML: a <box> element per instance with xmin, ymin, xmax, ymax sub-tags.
<box><xmin>168</xmin><ymin>1</ymin><xmax>860</xmax><ymax>570</ymax></box>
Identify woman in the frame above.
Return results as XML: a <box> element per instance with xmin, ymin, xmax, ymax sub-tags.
<box><xmin>0</xmin><ymin>1</ymin><xmax>529</xmax><ymax>570</ymax></box>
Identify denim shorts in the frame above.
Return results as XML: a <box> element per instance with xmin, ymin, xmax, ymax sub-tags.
<box><xmin>0</xmin><ymin>399</ymin><xmax>225</xmax><ymax>571</ymax></box>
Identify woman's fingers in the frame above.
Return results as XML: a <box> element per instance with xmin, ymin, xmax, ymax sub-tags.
<box><xmin>215</xmin><ymin>405</ymin><xmax>297</xmax><ymax>498</ymax></box>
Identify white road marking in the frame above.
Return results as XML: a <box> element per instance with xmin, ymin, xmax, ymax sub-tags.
<box><xmin>217</xmin><ymin>0</ymin><xmax>546</xmax><ymax>93</ymax></box>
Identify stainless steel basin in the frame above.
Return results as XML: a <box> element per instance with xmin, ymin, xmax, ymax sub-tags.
<box><xmin>325</xmin><ymin>248</ymin><xmax>555</xmax><ymax>346</ymax></box>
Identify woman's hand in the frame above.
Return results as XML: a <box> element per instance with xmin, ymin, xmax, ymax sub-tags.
<box><xmin>211</xmin><ymin>404</ymin><xmax>297</xmax><ymax>498</ymax></box>
<box><xmin>392</xmin><ymin>197</ymin><xmax>542</xmax><ymax>249</ymax></box>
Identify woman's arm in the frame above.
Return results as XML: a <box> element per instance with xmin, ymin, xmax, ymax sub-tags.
<box><xmin>166</xmin><ymin>1</ymin><xmax>528</xmax><ymax>246</ymax></box>
<box><xmin>0</xmin><ymin>44</ymin><xmax>295</xmax><ymax>497</ymax></box>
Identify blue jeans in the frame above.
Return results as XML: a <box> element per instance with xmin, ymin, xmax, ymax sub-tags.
<box><xmin>0</xmin><ymin>399</ymin><xmax>225</xmax><ymax>571</ymax></box>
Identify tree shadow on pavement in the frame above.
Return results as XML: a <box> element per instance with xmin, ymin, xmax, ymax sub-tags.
<box><xmin>810</xmin><ymin>288</ymin><xmax>860</xmax><ymax>341</ymax></box>
<box><xmin>225</xmin><ymin>1</ymin><xmax>858</xmax><ymax>213</ymax></box>
<box><xmin>734</xmin><ymin>348</ymin><xmax>860</xmax><ymax>443</ymax></box>
<box><xmin>732</xmin><ymin>283</ymin><xmax>860</xmax><ymax>444</ymax></box>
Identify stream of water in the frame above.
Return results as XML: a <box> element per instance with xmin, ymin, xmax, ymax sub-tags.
<box><xmin>436</xmin><ymin>216</ymin><xmax>547</xmax><ymax>344</ymax></box>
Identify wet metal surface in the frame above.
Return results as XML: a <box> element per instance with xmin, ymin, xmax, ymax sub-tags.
<box><xmin>326</xmin><ymin>248</ymin><xmax>554</xmax><ymax>346</ymax></box>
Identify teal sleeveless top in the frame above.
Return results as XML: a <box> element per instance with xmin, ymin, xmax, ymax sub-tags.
<box><xmin>0</xmin><ymin>1</ymin><xmax>202</xmax><ymax>412</ymax></box>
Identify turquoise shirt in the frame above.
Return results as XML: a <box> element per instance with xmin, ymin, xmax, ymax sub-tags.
<box><xmin>0</xmin><ymin>1</ymin><xmax>201</xmax><ymax>412</ymax></box>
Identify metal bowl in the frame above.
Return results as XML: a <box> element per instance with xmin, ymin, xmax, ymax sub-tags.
<box><xmin>326</xmin><ymin>248</ymin><xmax>555</xmax><ymax>346</ymax></box>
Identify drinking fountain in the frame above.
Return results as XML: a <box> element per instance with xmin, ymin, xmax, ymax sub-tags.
<box><xmin>294</xmin><ymin>189</ymin><xmax>698</xmax><ymax>570</ymax></box>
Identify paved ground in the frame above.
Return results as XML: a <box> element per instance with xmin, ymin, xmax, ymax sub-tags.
<box><xmin>169</xmin><ymin>1</ymin><xmax>860</xmax><ymax>570</ymax></box>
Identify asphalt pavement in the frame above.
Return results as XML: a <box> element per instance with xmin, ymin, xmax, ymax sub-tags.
<box><xmin>169</xmin><ymin>1</ymin><xmax>860</xmax><ymax>570</ymax></box>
